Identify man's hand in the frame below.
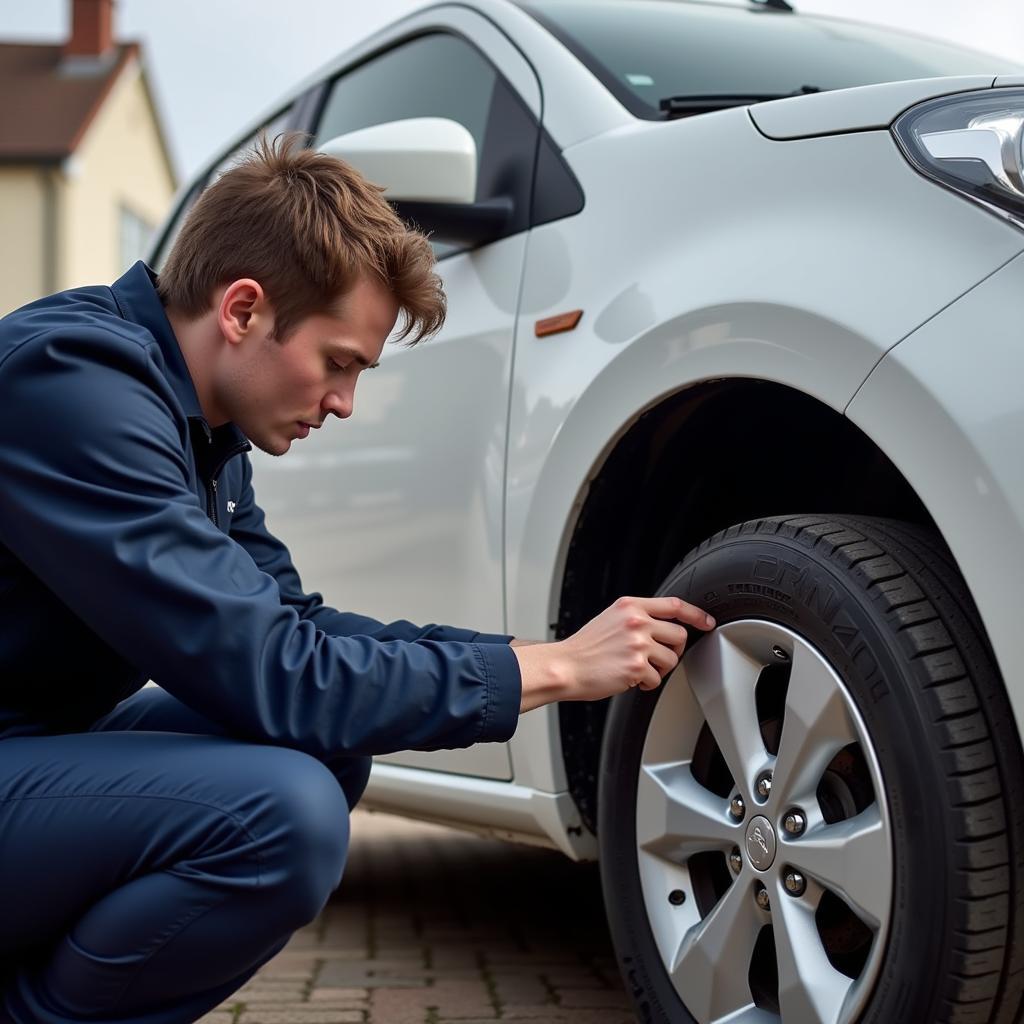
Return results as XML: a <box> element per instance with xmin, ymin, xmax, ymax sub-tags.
<box><xmin>512</xmin><ymin>596</ymin><xmax>716</xmax><ymax>714</ymax></box>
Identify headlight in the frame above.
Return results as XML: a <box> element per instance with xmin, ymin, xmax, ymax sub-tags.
<box><xmin>893</xmin><ymin>88</ymin><xmax>1024</xmax><ymax>226</ymax></box>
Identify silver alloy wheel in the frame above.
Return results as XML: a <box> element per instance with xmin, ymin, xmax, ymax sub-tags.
<box><xmin>635</xmin><ymin>620</ymin><xmax>893</xmax><ymax>1024</ymax></box>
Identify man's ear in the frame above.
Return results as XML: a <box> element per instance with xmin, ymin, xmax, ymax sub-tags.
<box><xmin>217</xmin><ymin>279</ymin><xmax>268</xmax><ymax>345</ymax></box>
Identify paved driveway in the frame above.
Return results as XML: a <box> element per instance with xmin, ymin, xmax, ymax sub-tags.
<box><xmin>201</xmin><ymin>809</ymin><xmax>639</xmax><ymax>1024</ymax></box>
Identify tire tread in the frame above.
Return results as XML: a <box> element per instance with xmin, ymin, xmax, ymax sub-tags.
<box><xmin>760</xmin><ymin>515</ymin><xmax>1024</xmax><ymax>1023</ymax></box>
<box><xmin>602</xmin><ymin>513</ymin><xmax>1024</xmax><ymax>1024</ymax></box>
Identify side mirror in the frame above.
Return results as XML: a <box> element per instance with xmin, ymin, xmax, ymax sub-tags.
<box><xmin>317</xmin><ymin>117</ymin><xmax>514</xmax><ymax>248</ymax></box>
<box><xmin>317</xmin><ymin>117</ymin><xmax>477</xmax><ymax>204</ymax></box>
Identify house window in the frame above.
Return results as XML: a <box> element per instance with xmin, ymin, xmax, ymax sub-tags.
<box><xmin>120</xmin><ymin>204</ymin><xmax>155</xmax><ymax>270</ymax></box>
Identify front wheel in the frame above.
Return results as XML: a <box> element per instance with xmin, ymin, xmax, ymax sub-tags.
<box><xmin>598</xmin><ymin>515</ymin><xmax>1024</xmax><ymax>1024</ymax></box>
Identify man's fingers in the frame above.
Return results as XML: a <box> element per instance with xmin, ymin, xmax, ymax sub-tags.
<box><xmin>650</xmin><ymin>620</ymin><xmax>688</xmax><ymax>651</ymax></box>
<box><xmin>637</xmin><ymin>663</ymin><xmax>664</xmax><ymax>691</ymax></box>
<box><xmin>637</xmin><ymin>595</ymin><xmax>716</xmax><ymax>630</ymax></box>
<box><xmin>647</xmin><ymin>645</ymin><xmax>678</xmax><ymax>678</ymax></box>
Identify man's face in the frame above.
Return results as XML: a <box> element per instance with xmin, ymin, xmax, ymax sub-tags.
<box><xmin>216</xmin><ymin>274</ymin><xmax>399</xmax><ymax>456</ymax></box>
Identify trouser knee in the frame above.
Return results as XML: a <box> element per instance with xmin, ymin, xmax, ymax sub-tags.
<box><xmin>253</xmin><ymin>749</ymin><xmax>351</xmax><ymax>929</ymax></box>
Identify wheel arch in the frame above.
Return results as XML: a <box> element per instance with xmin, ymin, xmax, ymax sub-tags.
<box><xmin>552</xmin><ymin>377</ymin><xmax>939</xmax><ymax>836</ymax></box>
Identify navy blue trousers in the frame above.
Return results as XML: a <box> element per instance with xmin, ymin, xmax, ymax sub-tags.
<box><xmin>0</xmin><ymin>688</ymin><xmax>372</xmax><ymax>1024</ymax></box>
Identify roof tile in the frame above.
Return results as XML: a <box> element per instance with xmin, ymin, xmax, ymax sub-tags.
<box><xmin>0</xmin><ymin>41</ymin><xmax>137</xmax><ymax>161</ymax></box>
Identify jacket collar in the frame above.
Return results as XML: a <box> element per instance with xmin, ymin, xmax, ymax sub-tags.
<box><xmin>110</xmin><ymin>262</ymin><xmax>250</xmax><ymax>459</ymax></box>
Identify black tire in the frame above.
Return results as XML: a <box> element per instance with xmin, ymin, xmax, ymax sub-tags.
<box><xmin>598</xmin><ymin>514</ymin><xmax>1024</xmax><ymax>1024</ymax></box>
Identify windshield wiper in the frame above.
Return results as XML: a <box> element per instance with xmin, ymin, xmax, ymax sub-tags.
<box><xmin>658</xmin><ymin>85</ymin><xmax>821</xmax><ymax>119</ymax></box>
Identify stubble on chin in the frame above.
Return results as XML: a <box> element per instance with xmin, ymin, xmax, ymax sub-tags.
<box><xmin>247</xmin><ymin>430</ymin><xmax>290</xmax><ymax>458</ymax></box>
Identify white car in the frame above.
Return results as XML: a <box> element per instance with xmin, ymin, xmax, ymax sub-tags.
<box><xmin>152</xmin><ymin>3</ymin><xmax>1024</xmax><ymax>1022</ymax></box>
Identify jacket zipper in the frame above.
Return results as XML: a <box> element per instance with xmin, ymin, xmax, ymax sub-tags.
<box><xmin>204</xmin><ymin>439</ymin><xmax>249</xmax><ymax>529</ymax></box>
<box><xmin>207</xmin><ymin>478</ymin><xmax>219</xmax><ymax>527</ymax></box>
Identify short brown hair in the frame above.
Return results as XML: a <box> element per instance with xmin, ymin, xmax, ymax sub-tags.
<box><xmin>157</xmin><ymin>132</ymin><xmax>445</xmax><ymax>344</ymax></box>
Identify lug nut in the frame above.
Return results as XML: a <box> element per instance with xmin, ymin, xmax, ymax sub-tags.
<box><xmin>784</xmin><ymin>871</ymin><xmax>806</xmax><ymax>897</ymax></box>
<box><xmin>729</xmin><ymin>847</ymin><xmax>742</xmax><ymax>874</ymax></box>
<box><xmin>783</xmin><ymin>811</ymin><xmax>806</xmax><ymax>836</ymax></box>
<box><xmin>668</xmin><ymin>889</ymin><xmax>687</xmax><ymax>906</ymax></box>
<box><xmin>771</xmin><ymin>645</ymin><xmax>789</xmax><ymax>661</ymax></box>
<box><xmin>756</xmin><ymin>772</ymin><xmax>773</xmax><ymax>800</ymax></box>
<box><xmin>729</xmin><ymin>795</ymin><xmax>746</xmax><ymax>820</ymax></box>
<box><xmin>755</xmin><ymin>885</ymin><xmax>770</xmax><ymax>912</ymax></box>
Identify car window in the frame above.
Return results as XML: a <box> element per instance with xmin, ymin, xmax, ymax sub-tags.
<box><xmin>207</xmin><ymin>107</ymin><xmax>294</xmax><ymax>184</ymax></box>
<box><xmin>314</xmin><ymin>34</ymin><xmax>497</xmax><ymax>188</ymax></box>
<box><xmin>149</xmin><ymin>106</ymin><xmax>293</xmax><ymax>271</ymax></box>
<box><xmin>312</xmin><ymin>33</ymin><xmax>537</xmax><ymax>257</ymax></box>
<box><xmin>520</xmin><ymin>0</ymin><xmax>1024</xmax><ymax>120</ymax></box>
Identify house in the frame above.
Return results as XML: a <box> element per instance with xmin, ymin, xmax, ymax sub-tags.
<box><xmin>0</xmin><ymin>0</ymin><xmax>176</xmax><ymax>314</ymax></box>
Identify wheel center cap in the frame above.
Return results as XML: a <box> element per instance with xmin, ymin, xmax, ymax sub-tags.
<box><xmin>745</xmin><ymin>815</ymin><xmax>776</xmax><ymax>871</ymax></box>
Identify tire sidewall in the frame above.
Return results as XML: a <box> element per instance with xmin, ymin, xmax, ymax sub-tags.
<box><xmin>599</xmin><ymin>531</ymin><xmax>951</xmax><ymax>1024</ymax></box>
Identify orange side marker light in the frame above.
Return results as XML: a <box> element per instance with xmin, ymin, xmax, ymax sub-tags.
<box><xmin>535</xmin><ymin>309</ymin><xmax>583</xmax><ymax>338</ymax></box>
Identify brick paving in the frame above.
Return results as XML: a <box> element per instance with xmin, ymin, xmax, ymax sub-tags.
<box><xmin>201</xmin><ymin>809</ymin><xmax>638</xmax><ymax>1024</ymax></box>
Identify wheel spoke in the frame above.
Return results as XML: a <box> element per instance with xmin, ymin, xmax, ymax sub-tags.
<box><xmin>774</xmin><ymin>883</ymin><xmax>856</xmax><ymax>1024</ymax></box>
<box><xmin>771</xmin><ymin>642</ymin><xmax>860</xmax><ymax>806</ymax></box>
<box><xmin>786</xmin><ymin>805</ymin><xmax>891</xmax><ymax>929</ymax></box>
<box><xmin>686</xmin><ymin>632</ymin><xmax>768</xmax><ymax>797</ymax></box>
<box><xmin>669</xmin><ymin>879</ymin><xmax>762</xmax><ymax>1022</ymax></box>
<box><xmin>637</xmin><ymin>762</ymin><xmax>740</xmax><ymax>859</ymax></box>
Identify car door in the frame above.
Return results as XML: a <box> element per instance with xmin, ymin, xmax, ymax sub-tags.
<box><xmin>250</xmin><ymin>17</ymin><xmax>542</xmax><ymax>780</ymax></box>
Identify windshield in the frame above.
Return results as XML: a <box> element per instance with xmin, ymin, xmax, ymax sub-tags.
<box><xmin>518</xmin><ymin>0</ymin><xmax>1024</xmax><ymax>119</ymax></box>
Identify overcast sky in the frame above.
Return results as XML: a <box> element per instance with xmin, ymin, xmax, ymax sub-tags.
<box><xmin>3</xmin><ymin>0</ymin><xmax>1024</xmax><ymax>181</ymax></box>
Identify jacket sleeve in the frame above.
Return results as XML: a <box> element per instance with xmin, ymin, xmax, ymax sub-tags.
<box><xmin>0</xmin><ymin>331</ymin><xmax>521</xmax><ymax>757</ymax></box>
<box><xmin>228</xmin><ymin>455</ymin><xmax>514</xmax><ymax>646</ymax></box>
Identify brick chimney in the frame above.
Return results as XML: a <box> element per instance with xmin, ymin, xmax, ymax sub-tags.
<box><xmin>63</xmin><ymin>0</ymin><xmax>114</xmax><ymax>59</ymax></box>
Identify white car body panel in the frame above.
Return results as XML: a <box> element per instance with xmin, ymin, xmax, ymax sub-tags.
<box><xmin>498</xmin><ymin>110</ymin><xmax>1023</xmax><ymax>810</ymax></box>
<box><xmin>846</xmin><ymin>251</ymin><xmax>1024</xmax><ymax>739</ymax></box>
<box><xmin>368</xmin><ymin>761</ymin><xmax>597</xmax><ymax>857</ymax></box>
<box><xmin>254</xmin><ymin>232</ymin><xmax>531</xmax><ymax>783</ymax></box>
<box><xmin>749</xmin><ymin>74</ymin><xmax>998</xmax><ymax>139</ymax></box>
<box><xmin>503</xmin><ymin>113</ymin><xmax>1024</xmax><ymax>761</ymax></box>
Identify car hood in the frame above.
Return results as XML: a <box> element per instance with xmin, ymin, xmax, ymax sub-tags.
<box><xmin>749</xmin><ymin>75</ymin><xmax>1003</xmax><ymax>140</ymax></box>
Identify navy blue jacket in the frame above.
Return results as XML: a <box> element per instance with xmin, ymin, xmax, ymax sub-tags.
<box><xmin>0</xmin><ymin>262</ymin><xmax>522</xmax><ymax>756</ymax></box>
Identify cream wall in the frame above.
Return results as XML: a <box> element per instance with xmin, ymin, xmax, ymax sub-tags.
<box><xmin>59</xmin><ymin>58</ymin><xmax>176</xmax><ymax>291</ymax></box>
<box><xmin>0</xmin><ymin>168</ymin><xmax>47</xmax><ymax>315</ymax></box>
